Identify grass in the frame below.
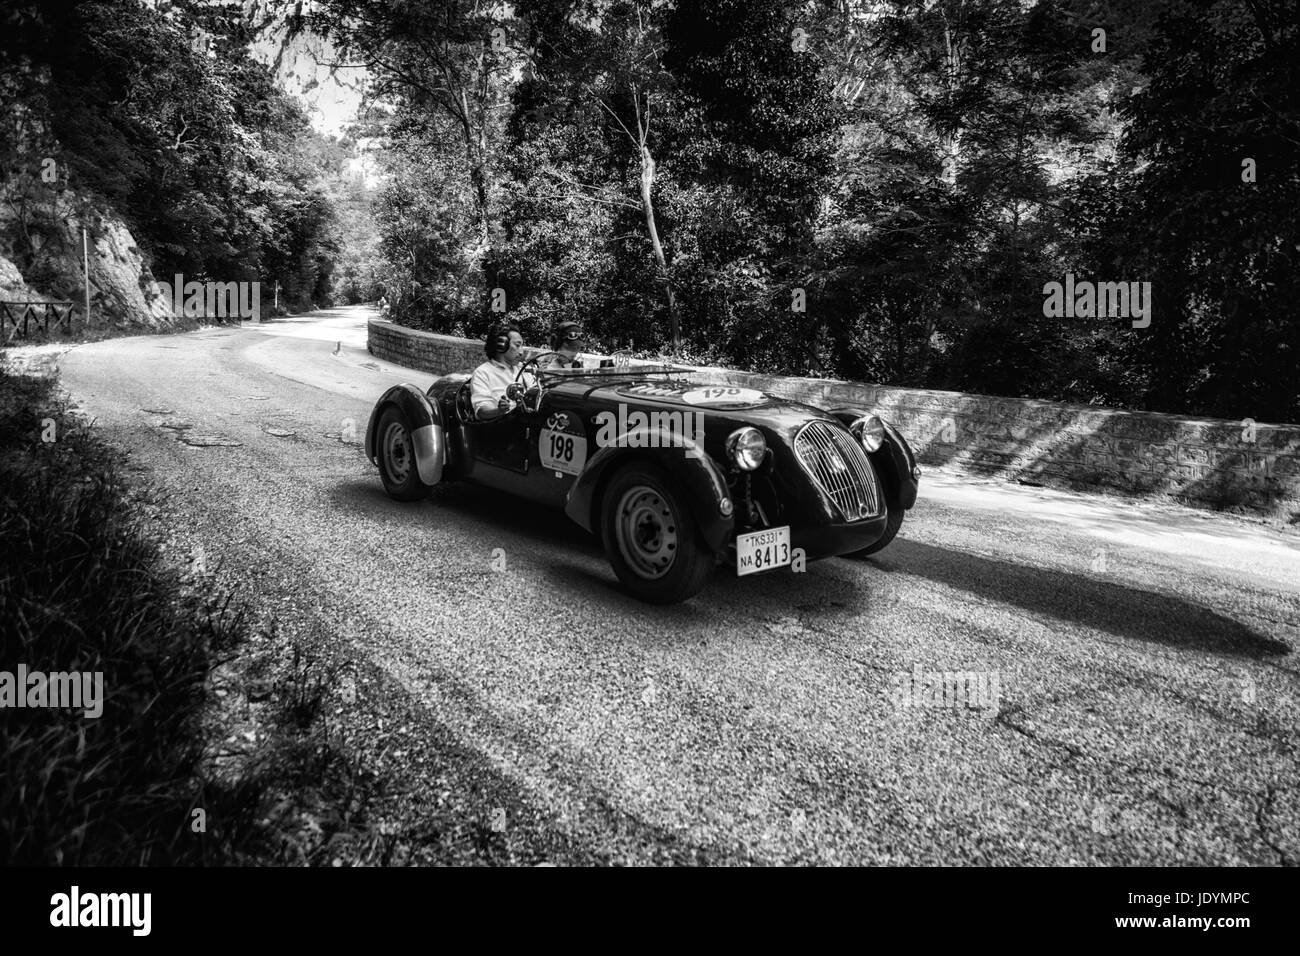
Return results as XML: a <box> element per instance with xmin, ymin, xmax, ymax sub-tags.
<box><xmin>0</xmin><ymin>354</ymin><xmax>428</xmax><ymax>865</ymax></box>
<box><xmin>0</xmin><ymin>356</ymin><xmax>402</xmax><ymax>865</ymax></box>
<box><xmin>0</xmin><ymin>362</ymin><xmax>268</xmax><ymax>863</ymax></box>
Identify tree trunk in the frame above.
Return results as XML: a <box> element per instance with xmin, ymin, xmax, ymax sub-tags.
<box><xmin>459</xmin><ymin>87</ymin><xmax>493</xmax><ymax>316</ymax></box>
<box><xmin>941</xmin><ymin>20</ymin><xmax>962</xmax><ymax>186</ymax></box>
<box><xmin>639</xmin><ymin>145</ymin><xmax>679</xmax><ymax>348</ymax></box>
<box><xmin>919</xmin><ymin>315</ymin><xmax>935</xmax><ymax>381</ymax></box>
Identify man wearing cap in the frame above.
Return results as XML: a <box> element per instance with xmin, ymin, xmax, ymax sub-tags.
<box><xmin>540</xmin><ymin>321</ymin><xmax>587</xmax><ymax>370</ymax></box>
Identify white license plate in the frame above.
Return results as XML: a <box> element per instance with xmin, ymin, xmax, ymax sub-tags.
<box><xmin>736</xmin><ymin>526</ymin><xmax>792</xmax><ymax>576</ymax></box>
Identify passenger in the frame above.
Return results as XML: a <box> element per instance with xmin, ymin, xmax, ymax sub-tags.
<box><xmin>471</xmin><ymin>324</ymin><xmax>524</xmax><ymax>421</ymax></box>
<box><xmin>540</xmin><ymin>320</ymin><xmax>587</xmax><ymax>370</ymax></box>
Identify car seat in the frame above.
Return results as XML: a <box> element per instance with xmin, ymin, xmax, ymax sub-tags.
<box><xmin>455</xmin><ymin>381</ymin><xmax>477</xmax><ymax>423</ymax></box>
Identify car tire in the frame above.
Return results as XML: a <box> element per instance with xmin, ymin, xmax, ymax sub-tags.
<box><xmin>377</xmin><ymin>405</ymin><xmax>432</xmax><ymax>501</ymax></box>
<box><xmin>600</xmin><ymin>461</ymin><xmax>713</xmax><ymax>604</ymax></box>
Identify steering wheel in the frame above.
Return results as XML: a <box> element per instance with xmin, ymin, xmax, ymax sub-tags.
<box><xmin>509</xmin><ymin>353</ymin><xmax>562</xmax><ymax>413</ymax></box>
<box><xmin>517</xmin><ymin>352</ymin><xmax>561</xmax><ymax>381</ymax></box>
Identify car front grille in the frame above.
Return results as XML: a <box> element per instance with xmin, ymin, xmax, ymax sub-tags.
<box><xmin>793</xmin><ymin>420</ymin><xmax>880</xmax><ymax>520</ymax></box>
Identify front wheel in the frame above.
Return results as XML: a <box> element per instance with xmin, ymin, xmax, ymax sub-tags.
<box><xmin>600</xmin><ymin>462</ymin><xmax>713</xmax><ymax>604</ymax></box>
<box><xmin>376</xmin><ymin>405</ymin><xmax>431</xmax><ymax>501</ymax></box>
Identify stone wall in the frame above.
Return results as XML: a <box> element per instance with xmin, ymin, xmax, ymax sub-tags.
<box><xmin>367</xmin><ymin>318</ymin><xmax>1300</xmax><ymax>516</ymax></box>
<box><xmin>367</xmin><ymin>320</ymin><xmax>484</xmax><ymax>376</ymax></box>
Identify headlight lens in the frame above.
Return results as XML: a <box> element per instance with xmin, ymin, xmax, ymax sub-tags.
<box><xmin>726</xmin><ymin>427</ymin><xmax>767</xmax><ymax>470</ymax></box>
<box><xmin>853</xmin><ymin>415</ymin><xmax>886</xmax><ymax>453</ymax></box>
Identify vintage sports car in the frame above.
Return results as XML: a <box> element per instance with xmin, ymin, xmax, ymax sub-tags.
<box><xmin>365</xmin><ymin>352</ymin><xmax>920</xmax><ymax>604</ymax></box>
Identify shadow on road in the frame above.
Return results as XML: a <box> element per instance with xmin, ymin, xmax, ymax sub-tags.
<box><xmin>333</xmin><ymin>475</ymin><xmax>1287</xmax><ymax>659</ymax></box>
<box><xmin>331</xmin><ymin>476</ymin><xmax>600</xmax><ymax>555</ymax></box>
<box><xmin>881</xmin><ymin>539</ymin><xmax>1290</xmax><ymax>659</ymax></box>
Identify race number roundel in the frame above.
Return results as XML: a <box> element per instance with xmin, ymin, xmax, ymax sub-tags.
<box><xmin>539</xmin><ymin>428</ymin><xmax>586</xmax><ymax>476</ymax></box>
<box><xmin>681</xmin><ymin>386</ymin><xmax>766</xmax><ymax>406</ymax></box>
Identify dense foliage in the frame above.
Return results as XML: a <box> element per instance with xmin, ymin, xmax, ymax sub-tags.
<box><xmin>4</xmin><ymin>0</ymin><xmax>1294</xmax><ymax>420</ymax></box>
<box><xmin>0</xmin><ymin>0</ymin><xmax>345</xmax><ymax>312</ymax></box>
<box><xmin>0</xmin><ymin>364</ymin><xmax>256</xmax><ymax>864</ymax></box>
<box><xmin>313</xmin><ymin>0</ymin><xmax>1297</xmax><ymax>422</ymax></box>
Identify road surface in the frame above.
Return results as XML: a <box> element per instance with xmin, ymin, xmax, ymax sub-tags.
<box><xmin>54</xmin><ymin>306</ymin><xmax>1300</xmax><ymax>865</ymax></box>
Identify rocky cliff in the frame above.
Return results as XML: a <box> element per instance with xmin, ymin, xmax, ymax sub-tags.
<box><xmin>0</xmin><ymin>189</ymin><xmax>175</xmax><ymax>331</ymax></box>
<box><xmin>1</xmin><ymin>1</ymin><xmax>359</xmax><ymax>333</ymax></box>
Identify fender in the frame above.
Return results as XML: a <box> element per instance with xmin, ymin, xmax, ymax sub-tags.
<box><xmin>366</xmin><ymin>384</ymin><xmax>445</xmax><ymax>486</ymax></box>
<box><xmin>826</xmin><ymin>407</ymin><xmax>920</xmax><ymax>510</ymax></box>
<box><xmin>564</xmin><ymin>427</ymin><xmax>735</xmax><ymax>554</ymax></box>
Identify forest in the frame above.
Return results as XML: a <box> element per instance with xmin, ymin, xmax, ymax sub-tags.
<box><xmin>3</xmin><ymin>0</ymin><xmax>1297</xmax><ymax>422</ymax></box>
<box><xmin>0</xmin><ymin>0</ymin><xmax>357</xmax><ymax>317</ymax></box>
<box><xmin>320</xmin><ymin>0</ymin><xmax>1299</xmax><ymax>422</ymax></box>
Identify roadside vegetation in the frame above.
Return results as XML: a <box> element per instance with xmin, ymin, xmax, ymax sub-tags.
<box><xmin>1</xmin><ymin>0</ymin><xmax>360</xmax><ymax>325</ymax></box>
<box><xmin>313</xmin><ymin>0</ymin><xmax>1298</xmax><ymax>424</ymax></box>
<box><xmin>0</xmin><ymin>362</ymin><xmax>399</xmax><ymax>864</ymax></box>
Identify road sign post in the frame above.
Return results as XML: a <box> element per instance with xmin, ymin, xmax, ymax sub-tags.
<box><xmin>82</xmin><ymin>227</ymin><xmax>91</xmax><ymax>327</ymax></box>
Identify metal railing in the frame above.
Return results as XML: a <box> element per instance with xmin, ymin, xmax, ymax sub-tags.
<box><xmin>1</xmin><ymin>301</ymin><xmax>76</xmax><ymax>342</ymax></box>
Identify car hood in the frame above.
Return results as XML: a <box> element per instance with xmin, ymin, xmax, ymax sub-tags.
<box><xmin>581</xmin><ymin>378</ymin><xmax>839</xmax><ymax>435</ymax></box>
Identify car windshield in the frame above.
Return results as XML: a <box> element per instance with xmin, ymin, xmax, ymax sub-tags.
<box><xmin>536</xmin><ymin>363</ymin><xmax>686</xmax><ymax>383</ymax></box>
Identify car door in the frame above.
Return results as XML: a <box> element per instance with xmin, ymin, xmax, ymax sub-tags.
<box><xmin>468</xmin><ymin>412</ymin><xmax>531</xmax><ymax>475</ymax></box>
<box><xmin>523</xmin><ymin>390</ymin><xmax>588</xmax><ymax>509</ymax></box>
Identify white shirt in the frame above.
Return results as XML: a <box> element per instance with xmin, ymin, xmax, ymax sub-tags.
<box><xmin>470</xmin><ymin>358</ymin><xmax>519</xmax><ymax>418</ymax></box>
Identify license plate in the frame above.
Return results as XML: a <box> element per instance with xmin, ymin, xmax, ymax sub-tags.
<box><xmin>736</xmin><ymin>526</ymin><xmax>792</xmax><ymax>576</ymax></box>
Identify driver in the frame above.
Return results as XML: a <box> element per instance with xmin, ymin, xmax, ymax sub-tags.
<box><xmin>471</xmin><ymin>323</ymin><xmax>524</xmax><ymax>421</ymax></box>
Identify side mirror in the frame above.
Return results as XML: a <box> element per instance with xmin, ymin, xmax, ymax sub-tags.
<box><xmin>506</xmin><ymin>383</ymin><xmax>525</xmax><ymax>401</ymax></box>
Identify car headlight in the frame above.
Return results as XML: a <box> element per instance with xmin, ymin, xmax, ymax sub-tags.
<box><xmin>726</xmin><ymin>427</ymin><xmax>767</xmax><ymax>470</ymax></box>
<box><xmin>852</xmin><ymin>415</ymin><xmax>886</xmax><ymax>453</ymax></box>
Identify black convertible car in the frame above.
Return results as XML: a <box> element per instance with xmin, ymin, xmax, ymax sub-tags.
<box><xmin>365</xmin><ymin>351</ymin><xmax>920</xmax><ymax>604</ymax></box>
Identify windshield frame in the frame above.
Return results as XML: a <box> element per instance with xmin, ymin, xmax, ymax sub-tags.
<box><xmin>534</xmin><ymin>363</ymin><xmax>688</xmax><ymax>386</ymax></box>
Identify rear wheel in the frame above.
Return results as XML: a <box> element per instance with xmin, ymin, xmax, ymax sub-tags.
<box><xmin>377</xmin><ymin>405</ymin><xmax>431</xmax><ymax>501</ymax></box>
<box><xmin>600</xmin><ymin>462</ymin><xmax>713</xmax><ymax>604</ymax></box>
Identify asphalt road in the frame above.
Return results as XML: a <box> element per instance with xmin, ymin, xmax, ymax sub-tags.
<box><xmin>55</xmin><ymin>305</ymin><xmax>1300</xmax><ymax>865</ymax></box>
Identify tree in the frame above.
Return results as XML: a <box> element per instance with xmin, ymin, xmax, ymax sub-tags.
<box><xmin>1093</xmin><ymin>0</ymin><xmax>1300</xmax><ymax>421</ymax></box>
<box><xmin>310</xmin><ymin>0</ymin><xmax>524</xmax><ymax>319</ymax></box>
<box><xmin>508</xmin><ymin>0</ymin><xmax>681</xmax><ymax>343</ymax></box>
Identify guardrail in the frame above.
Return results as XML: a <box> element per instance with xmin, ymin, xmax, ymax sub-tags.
<box><xmin>1</xmin><ymin>301</ymin><xmax>76</xmax><ymax>342</ymax></box>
